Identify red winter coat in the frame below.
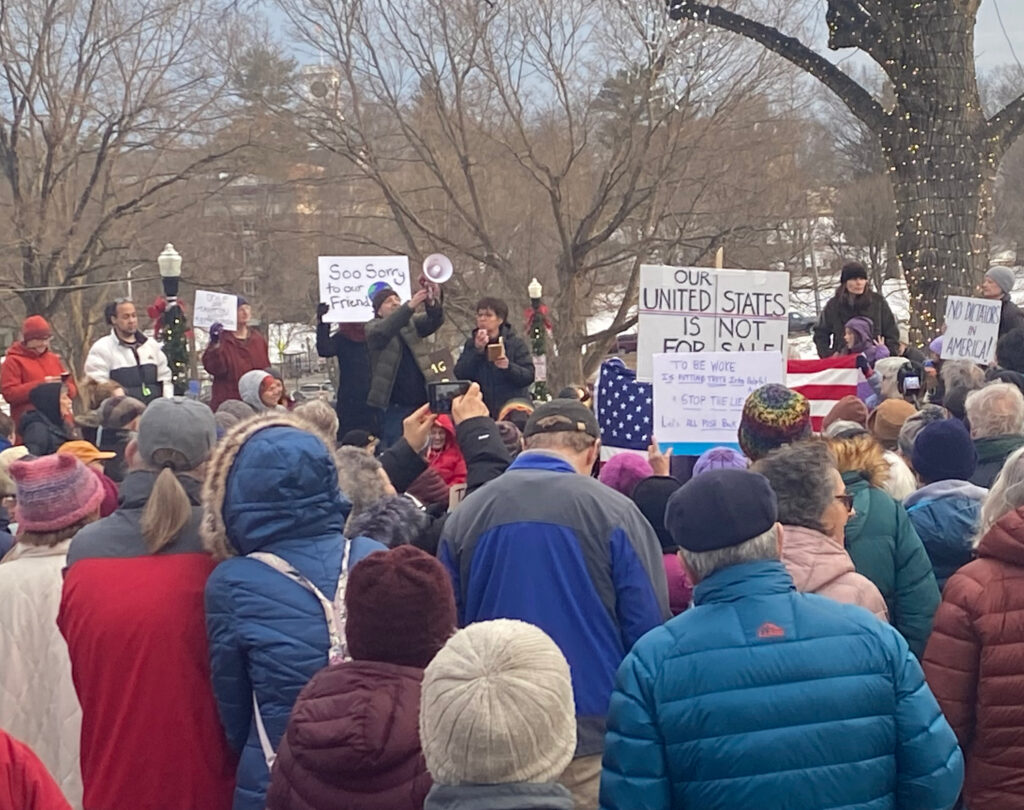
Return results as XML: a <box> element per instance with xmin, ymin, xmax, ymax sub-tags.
<box><xmin>202</xmin><ymin>330</ymin><xmax>271</xmax><ymax>412</ymax></box>
<box><xmin>923</xmin><ymin>505</ymin><xmax>1024</xmax><ymax>810</ymax></box>
<box><xmin>58</xmin><ymin>543</ymin><xmax>236</xmax><ymax>810</ymax></box>
<box><xmin>0</xmin><ymin>342</ymin><xmax>77</xmax><ymax>434</ymax></box>
<box><xmin>0</xmin><ymin>729</ymin><xmax>70</xmax><ymax>810</ymax></box>
<box><xmin>266</xmin><ymin>660</ymin><xmax>431</xmax><ymax>810</ymax></box>
<box><xmin>426</xmin><ymin>415</ymin><xmax>466</xmax><ymax>487</ymax></box>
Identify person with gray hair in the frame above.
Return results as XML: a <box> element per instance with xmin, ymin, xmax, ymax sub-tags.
<box><xmin>965</xmin><ymin>382</ymin><xmax>1024</xmax><ymax>488</ymax></box>
<box><xmin>293</xmin><ymin>399</ymin><xmax>340</xmax><ymax>448</ymax></box>
<box><xmin>754</xmin><ymin>442</ymin><xmax>887</xmax><ymax>620</ymax></box>
<box><xmin>923</xmin><ymin>444</ymin><xmax>1024</xmax><ymax>809</ymax></box>
<box><xmin>599</xmin><ymin>468</ymin><xmax>963</xmax><ymax>810</ymax></box>
<box><xmin>897</xmin><ymin>404</ymin><xmax>949</xmax><ymax>466</ymax></box>
<box><xmin>334</xmin><ymin>445</ymin><xmax>395</xmax><ymax>532</ymax></box>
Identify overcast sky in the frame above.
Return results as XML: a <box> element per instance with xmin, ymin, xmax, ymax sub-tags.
<box><xmin>974</xmin><ymin>0</ymin><xmax>1024</xmax><ymax>72</ymax></box>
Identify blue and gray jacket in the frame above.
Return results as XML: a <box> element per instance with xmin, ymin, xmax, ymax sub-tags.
<box><xmin>438</xmin><ymin>450</ymin><xmax>670</xmax><ymax>757</ymax></box>
<box><xmin>905</xmin><ymin>479</ymin><xmax>987</xmax><ymax>591</ymax></box>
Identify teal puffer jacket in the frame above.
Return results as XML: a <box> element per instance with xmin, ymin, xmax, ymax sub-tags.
<box><xmin>842</xmin><ymin>471</ymin><xmax>940</xmax><ymax>657</ymax></box>
<box><xmin>599</xmin><ymin>560</ymin><xmax>964</xmax><ymax>810</ymax></box>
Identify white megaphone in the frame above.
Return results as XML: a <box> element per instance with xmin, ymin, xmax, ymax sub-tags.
<box><xmin>422</xmin><ymin>254</ymin><xmax>454</xmax><ymax>285</ymax></box>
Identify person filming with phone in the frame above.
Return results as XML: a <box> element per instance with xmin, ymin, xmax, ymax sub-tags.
<box><xmin>454</xmin><ymin>297</ymin><xmax>535</xmax><ymax>418</ymax></box>
<box><xmin>366</xmin><ymin>280</ymin><xmax>445</xmax><ymax>448</ymax></box>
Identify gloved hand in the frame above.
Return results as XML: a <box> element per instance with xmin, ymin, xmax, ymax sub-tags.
<box><xmin>855</xmin><ymin>355</ymin><xmax>870</xmax><ymax>375</ymax></box>
<box><xmin>316</xmin><ymin>302</ymin><xmax>330</xmax><ymax>320</ymax></box>
<box><xmin>209</xmin><ymin>322</ymin><xmax>223</xmax><ymax>343</ymax></box>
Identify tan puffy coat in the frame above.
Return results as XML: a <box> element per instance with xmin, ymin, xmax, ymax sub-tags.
<box><xmin>781</xmin><ymin>525</ymin><xmax>889</xmax><ymax>622</ymax></box>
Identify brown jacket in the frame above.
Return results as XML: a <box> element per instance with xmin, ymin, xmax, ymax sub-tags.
<box><xmin>923</xmin><ymin>506</ymin><xmax>1024</xmax><ymax>810</ymax></box>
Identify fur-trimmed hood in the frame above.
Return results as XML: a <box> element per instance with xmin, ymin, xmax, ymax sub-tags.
<box><xmin>201</xmin><ymin>412</ymin><xmax>350</xmax><ymax>560</ymax></box>
<box><xmin>828</xmin><ymin>433</ymin><xmax>890</xmax><ymax>488</ymax></box>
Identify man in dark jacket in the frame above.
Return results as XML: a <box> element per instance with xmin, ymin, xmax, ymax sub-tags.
<box><xmin>453</xmin><ymin>297</ymin><xmax>535</xmax><ymax>418</ymax></box>
<box><xmin>365</xmin><ymin>284</ymin><xmax>444</xmax><ymax>448</ymax></box>
<box><xmin>813</xmin><ymin>262</ymin><xmax>899</xmax><ymax>358</ymax></box>
<box><xmin>982</xmin><ymin>265</ymin><xmax>1024</xmax><ymax>337</ymax></box>
<box><xmin>439</xmin><ymin>398</ymin><xmax>669</xmax><ymax>808</ymax></box>
<box><xmin>316</xmin><ymin>303</ymin><xmax>378</xmax><ymax>438</ymax></box>
<box><xmin>965</xmin><ymin>382</ymin><xmax>1024</xmax><ymax>488</ymax></box>
<box><xmin>600</xmin><ymin>468</ymin><xmax>964</xmax><ymax>810</ymax></box>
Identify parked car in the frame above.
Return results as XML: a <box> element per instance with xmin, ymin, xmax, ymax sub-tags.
<box><xmin>294</xmin><ymin>382</ymin><xmax>333</xmax><ymax>403</ymax></box>
<box><xmin>789</xmin><ymin>311</ymin><xmax>816</xmax><ymax>335</ymax></box>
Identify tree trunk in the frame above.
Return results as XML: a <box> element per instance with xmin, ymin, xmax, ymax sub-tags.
<box><xmin>882</xmin><ymin>8</ymin><xmax>992</xmax><ymax>339</ymax></box>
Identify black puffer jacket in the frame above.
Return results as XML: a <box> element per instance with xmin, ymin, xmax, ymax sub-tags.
<box><xmin>453</xmin><ymin>323</ymin><xmax>535</xmax><ymax>418</ymax></box>
<box><xmin>813</xmin><ymin>289</ymin><xmax>899</xmax><ymax>358</ymax></box>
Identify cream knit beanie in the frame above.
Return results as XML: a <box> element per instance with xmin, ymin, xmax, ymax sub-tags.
<box><xmin>419</xmin><ymin>619</ymin><xmax>576</xmax><ymax>786</ymax></box>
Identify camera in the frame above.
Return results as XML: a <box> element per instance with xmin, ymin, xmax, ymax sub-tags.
<box><xmin>428</xmin><ymin>380</ymin><xmax>471</xmax><ymax>414</ymax></box>
<box><xmin>903</xmin><ymin>375</ymin><xmax>921</xmax><ymax>391</ymax></box>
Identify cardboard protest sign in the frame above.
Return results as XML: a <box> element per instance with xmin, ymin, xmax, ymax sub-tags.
<box><xmin>940</xmin><ymin>296</ymin><xmax>1000</xmax><ymax>365</ymax></box>
<box><xmin>193</xmin><ymin>290</ymin><xmax>238</xmax><ymax>330</ymax></box>
<box><xmin>318</xmin><ymin>256</ymin><xmax>412</xmax><ymax>323</ymax></box>
<box><xmin>637</xmin><ymin>265</ymin><xmax>789</xmax><ymax>380</ymax></box>
<box><xmin>652</xmin><ymin>351</ymin><xmax>783</xmax><ymax>455</ymax></box>
<box><xmin>424</xmin><ymin>349</ymin><xmax>457</xmax><ymax>383</ymax></box>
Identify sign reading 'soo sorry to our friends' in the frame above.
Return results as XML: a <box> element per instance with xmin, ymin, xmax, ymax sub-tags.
<box><xmin>652</xmin><ymin>351</ymin><xmax>783</xmax><ymax>455</ymax></box>
<box><xmin>318</xmin><ymin>256</ymin><xmax>412</xmax><ymax>323</ymax></box>
<box><xmin>637</xmin><ymin>265</ymin><xmax>789</xmax><ymax>380</ymax></box>
<box><xmin>941</xmin><ymin>295</ymin><xmax>1001</xmax><ymax>365</ymax></box>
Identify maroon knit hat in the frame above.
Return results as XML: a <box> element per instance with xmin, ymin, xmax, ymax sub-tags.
<box><xmin>822</xmin><ymin>395</ymin><xmax>869</xmax><ymax>431</ymax></box>
<box><xmin>10</xmin><ymin>453</ymin><xmax>103</xmax><ymax>532</ymax></box>
<box><xmin>345</xmin><ymin>545</ymin><xmax>456</xmax><ymax>668</ymax></box>
<box><xmin>21</xmin><ymin>315</ymin><xmax>51</xmax><ymax>342</ymax></box>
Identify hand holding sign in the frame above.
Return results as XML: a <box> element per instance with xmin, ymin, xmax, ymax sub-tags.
<box><xmin>194</xmin><ymin>291</ymin><xmax>238</xmax><ymax>331</ymax></box>
<box><xmin>318</xmin><ymin>256</ymin><xmax>411</xmax><ymax>323</ymax></box>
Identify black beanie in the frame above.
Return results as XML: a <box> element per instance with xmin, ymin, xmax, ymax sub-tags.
<box><xmin>371</xmin><ymin>286</ymin><xmax>397</xmax><ymax>315</ymax></box>
<box><xmin>631</xmin><ymin>476</ymin><xmax>683</xmax><ymax>552</ymax></box>
<box><xmin>840</xmin><ymin>263</ymin><xmax>868</xmax><ymax>284</ymax></box>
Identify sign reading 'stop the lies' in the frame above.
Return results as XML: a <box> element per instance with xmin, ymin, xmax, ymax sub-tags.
<box><xmin>318</xmin><ymin>256</ymin><xmax>412</xmax><ymax>323</ymax></box>
<box><xmin>637</xmin><ymin>265</ymin><xmax>789</xmax><ymax>380</ymax></box>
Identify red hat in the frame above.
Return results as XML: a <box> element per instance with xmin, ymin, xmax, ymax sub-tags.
<box><xmin>21</xmin><ymin>315</ymin><xmax>51</xmax><ymax>342</ymax></box>
<box><xmin>344</xmin><ymin>545</ymin><xmax>456</xmax><ymax>668</ymax></box>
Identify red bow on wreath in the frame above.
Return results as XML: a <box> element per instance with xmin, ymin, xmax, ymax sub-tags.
<box><xmin>147</xmin><ymin>296</ymin><xmax>191</xmax><ymax>340</ymax></box>
<box><xmin>523</xmin><ymin>303</ymin><xmax>553</xmax><ymax>333</ymax></box>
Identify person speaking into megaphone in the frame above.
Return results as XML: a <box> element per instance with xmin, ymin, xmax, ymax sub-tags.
<box><xmin>454</xmin><ymin>297</ymin><xmax>535</xmax><ymax>419</ymax></box>
<box><xmin>364</xmin><ymin>276</ymin><xmax>446</xmax><ymax>449</ymax></box>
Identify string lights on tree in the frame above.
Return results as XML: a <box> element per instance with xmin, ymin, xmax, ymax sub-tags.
<box><xmin>666</xmin><ymin>0</ymin><xmax>1024</xmax><ymax>339</ymax></box>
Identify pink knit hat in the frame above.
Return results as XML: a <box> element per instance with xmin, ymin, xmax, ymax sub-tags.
<box><xmin>10</xmin><ymin>453</ymin><xmax>103</xmax><ymax>532</ymax></box>
<box><xmin>598</xmin><ymin>453</ymin><xmax>654</xmax><ymax>497</ymax></box>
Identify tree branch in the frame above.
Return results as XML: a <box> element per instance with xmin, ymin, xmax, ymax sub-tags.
<box><xmin>666</xmin><ymin>1</ymin><xmax>885</xmax><ymax>130</ymax></box>
<box><xmin>989</xmin><ymin>91</ymin><xmax>1024</xmax><ymax>153</ymax></box>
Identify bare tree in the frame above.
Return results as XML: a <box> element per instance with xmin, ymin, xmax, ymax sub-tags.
<box><xmin>666</xmin><ymin>0</ymin><xmax>1024</xmax><ymax>337</ymax></box>
<box><xmin>0</xmin><ymin>0</ymin><xmax>249</xmax><ymax>367</ymax></box>
<box><xmin>278</xmin><ymin>0</ymin><xmax>809</xmax><ymax>383</ymax></box>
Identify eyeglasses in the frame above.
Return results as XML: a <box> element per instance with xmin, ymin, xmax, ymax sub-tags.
<box><xmin>835</xmin><ymin>494</ymin><xmax>854</xmax><ymax>513</ymax></box>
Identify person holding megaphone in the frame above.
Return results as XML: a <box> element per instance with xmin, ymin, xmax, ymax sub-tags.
<box><xmin>365</xmin><ymin>276</ymin><xmax>445</xmax><ymax>448</ymax></box>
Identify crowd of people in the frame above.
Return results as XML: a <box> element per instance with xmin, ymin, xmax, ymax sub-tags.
<box><xmin>2</xmin><ymin>263</ymin><xmax>1024</xmax><ymax>809</ymax></box>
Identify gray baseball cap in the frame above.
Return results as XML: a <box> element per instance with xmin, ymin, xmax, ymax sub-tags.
<box><xmin>137</xmin><ymin>397</ymin><xmax>217</xmax><ymax>470</ymax></box>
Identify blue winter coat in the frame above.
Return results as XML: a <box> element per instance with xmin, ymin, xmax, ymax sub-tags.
<box><xmin>600</xmin><ymin>560</ymin><xmax>964</xmax><ymax>810</ymax></box>
<box><xmin>905</xmin><ymin>480</ymin><xmax>986</xmax><ymax>591</ymax></box>
<box><xmin>204</xmin><ymin>427</ymin><xmax>385</xmax><ymax>810</ymax></box>
<box><xmin>439</xmin><ymin>451</ymin><xmax>670</xmax><ymax>757</ymax></box>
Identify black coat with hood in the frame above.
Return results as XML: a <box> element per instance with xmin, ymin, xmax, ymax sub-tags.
<box><xmin>19</xmin><ymin>382</ymin><xmax>74</xmax><ymax>456</ymax></box>
<box><xmin>813</xmin><ymin>288</ymin><xmax>899</xmax><ymax>359</ymax></box>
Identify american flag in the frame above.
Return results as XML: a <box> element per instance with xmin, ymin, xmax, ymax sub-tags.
<box><xmin>596</xmin><ymin>358</ymin><xmax>653</xmax><ymax>459</ymax></box>
<box><xmin>785</xmin><ymin>355</ymin><xmax>860</xmax><ymax>432</ymax></box>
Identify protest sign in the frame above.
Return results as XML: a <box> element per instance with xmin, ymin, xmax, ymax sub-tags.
<box><xmin>318</xmin><ymin>256</ymin><xmax>412</xmax><ymax>323</ymax></box>
<box><xmin>652</xmin><ymin>351</ymin><xmax>783</xmax><ymax>455</ymax></box>
<box><xmin>637</xmin><ymin>265</ymin><xmax>789</xmax><ymax>380</ymax></box>
<box><xmin>940</xmin><ymin>295</ymin><xmax>1000</xmax><ymax>365</ymax></box>
<box><xmin>193</xmin><ymin>290</ymin><xmax>237</xmax><ymax>330</ymax></box>
<box><xmin>424</xmin><ymin>349</ymin><xmax>457</xmax><ymax>383</ymax></box>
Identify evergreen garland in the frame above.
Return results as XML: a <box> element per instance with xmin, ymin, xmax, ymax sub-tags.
<box><xmin>161</xmin><ymin>303</ymin><xmax>189</xmax><ymax>396</ymax></box>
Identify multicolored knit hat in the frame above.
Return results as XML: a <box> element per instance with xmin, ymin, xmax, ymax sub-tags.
<box><xmin>9</xmin><ymin>453</ymin><xmax>103</xmax><ymax>532</ymax></box>
<box><xmin>738</xmin><ymin>384</ymin><xmax>812</xmax><ymax>462</ymax></box>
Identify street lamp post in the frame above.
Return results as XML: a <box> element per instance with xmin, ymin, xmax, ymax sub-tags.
<box><xmin>157</xmin><ymin>244</ymin><xmax>189</xmax><ymax>396</ymax></box>
<box><xmin>526</xmin><ymin>277</ymin><xmax>551</xmax><ymax>401</ymax></box>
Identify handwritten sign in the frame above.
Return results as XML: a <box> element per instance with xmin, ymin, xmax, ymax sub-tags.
<box><xmin>637</xmin><ymin>265</ymin><xmax>789</xmax><ymax>380</ymax></box>
<box><xmin>941</xmin><ymin>295</ymin><xmax>1000</xmax><ymax>365</ymax></box>
<box><xmin>193</xmin><ymin>290</ymin><xmax>237</xmax><ymax>330</ymax></box>
<box><xmin>652</xmin><ymin>351</ymin><xmax>783</xmax><ymax>455</ymax></box>
<box><xmin>318</xmin><ymin>256</ymin><xmax>411</xmax><ymax>323</ymax></box>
